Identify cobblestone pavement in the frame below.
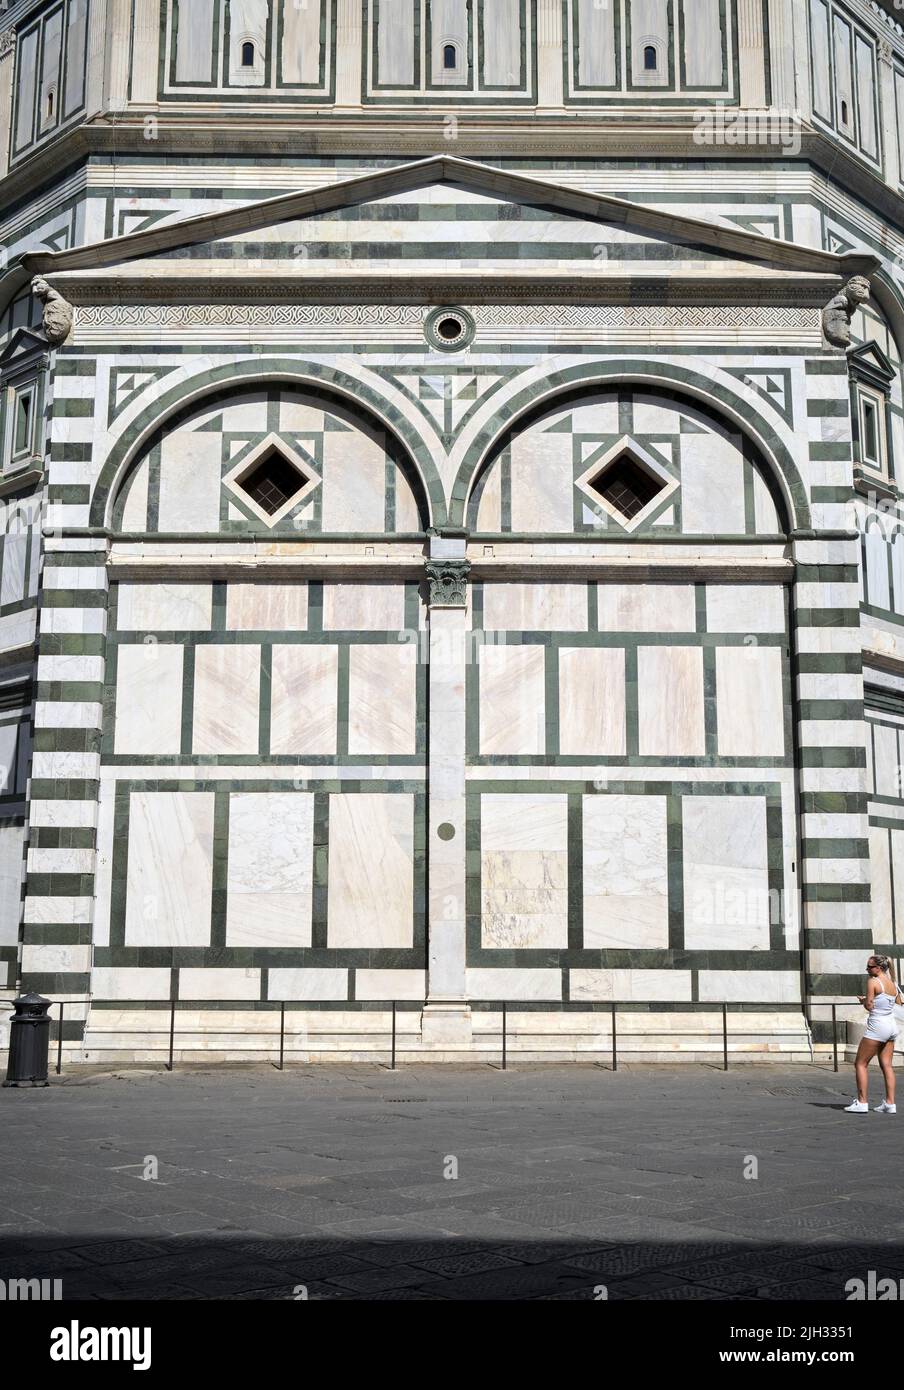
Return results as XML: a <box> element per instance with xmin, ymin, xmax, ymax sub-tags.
<box><xmin>1</xmin><ymin>1064</ymin><xmax>902</xmax><ymax>1301</ymax></box>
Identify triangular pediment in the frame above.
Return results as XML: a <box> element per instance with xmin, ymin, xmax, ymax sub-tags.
<box><xmin>0</xmin><ymin>327</ymin><xmax>49</xmax><ymax>369</ymax></box>
<box><xmin>847</xmin><ymin>339</ymin><xmax>896</xmax><ymax>388</ymax></box>
<box><xmin>0</xmin><ymin>157</ymin><xmax>876</xmax><ymax>312</ymax></box>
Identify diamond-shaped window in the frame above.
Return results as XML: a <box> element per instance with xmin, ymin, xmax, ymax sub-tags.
<box><xmin>223</xmin><ymin>432</ymin><xmax>321</xmax><ymax>527</ymax></box>
<box><xmin>576</xmin><ymin>435</ymin><xmax>677</xmax><ymax>532</ymax></box>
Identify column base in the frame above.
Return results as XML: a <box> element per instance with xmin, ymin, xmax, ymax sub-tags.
<box><xmin>420</xmin><ymin>1002</ymin><xmax>473</xmax><ymax>1048</ymax></box>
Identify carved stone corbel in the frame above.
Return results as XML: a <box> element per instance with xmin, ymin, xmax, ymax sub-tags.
<box><xmin>822</xmin><ymin>275</ymin><xmax>871</xmax><ymax>348</ymax></box>
<box><xmin>31</xmin><ymin>277</ymin><xmax>74</xmax><ymax>346</ymax></box>
<box><xmin>425</xmin><ymin>558</ymin><xmax>471</xmax><ymax>607</ymax></box>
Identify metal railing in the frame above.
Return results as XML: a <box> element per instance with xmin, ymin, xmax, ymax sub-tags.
<box><xmin>29</xmin><ymin>998</ymin><xmax>850</xmax><ymax>1075</ymax></box>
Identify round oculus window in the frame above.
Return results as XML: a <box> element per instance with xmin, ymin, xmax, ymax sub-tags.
<box><xmin>424</xmin><ymin>306</ymin><xmax>476</xmax><ymax>352</ymax></box>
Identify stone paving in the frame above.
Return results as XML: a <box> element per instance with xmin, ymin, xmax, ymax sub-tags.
<box><xmin>1</xmin><ymin>1063</ymin><xmax>903</xmax><ymax>1301</ymax></box>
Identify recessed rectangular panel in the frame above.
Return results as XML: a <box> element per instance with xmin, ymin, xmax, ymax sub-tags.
<box><xmin>716</xmin><ymin>647</ymin><xmax>786</xmax><ymax>757</ymax></box>
<box><xmin>14</xmin><ymin>27</ymin><xmax>38</xmax><ymax>152</ymax></box>
<box><xmin>114</xmin><ymin>644</ymin><xmax>184</xmax><ymax>755</ymax></box>
<box><xmin>322</xmin><ymin>582</ymin><xmax>406</xmax><ymax>631</ymax></box>
<box><xmin>376</xmin><ymin>0</ymin><xmax>416</xmax><ymax>86</ymax></box>
<box><xmin>683</xmin><ymin>794</ymin><xmax>771</xmax><ymax>950</ymax></box>
<box><xmin>583</xmin><ymin>794</ymin><xmax>669</xmax><ymax>948</ymax></box>
<box><xmin>226</xmin><ymin>792</ymin><xmax>314</xmax><ymax>946</ymax></box>
<box><xmin>479</xmin><ymin>644</ymin><xmax>545</xmax><ymax>755</ymax></box>
<box><xmin>809</xmin><ymin>0</ymin><xmax>832</xmax><ymax>120</ymax></box>
<box><xmin>158</xmin><ymin>430</ymin><xmax>222</xmax><ymax>531</ymax></box>
<box><xmin>679</xmin><ymin>433</ymin><xmax>746</xmax><ymax>533</ymax></box>
<box><xmin>226</xmin><ymin>582</ymin><xmax>308</xmax><ymax>631</ymax></box>
<box><xmin>481</xmin><ymin>0</ymin><xmax>522</xmax><ymax>87</ymax></box>
<box><xmin>483</xmin><ymin>582</ymin><xmax>587</xmax><ymax>631</ymax></box>
<box><xmin>705</xmin><ymin>585</ymin><xmax>785</xmax><ymax>634</ymax></box>
<box><xmin>270</xmin><ymin>644</ymin><xmax>338</xmax><ymax>755</ymax></box>
<box><xmin>280</xmin><ymin>0</ymin><xmax>323</xmax><ymax>84</ymax></box>
<box><xmin>637</xmin><ymin>646</ymin><xmax>705</xmax><ymax>756</ymax></box>
<box><xmin>348</xmin><ymin>643</ymin><xmax>418</xmax><ymax>755</ymax></box>
<box><xmin>174</xmin><ymin>0</ymin><xmax>216</xmax><ymax>83</ymax></box>
<box><xmin>481</xmin><ymin>793</ymin><xmax>568</xmax><ymax>948</ymax></box>
<box><xmin>576</xmin><ymin>0</ymin><xmax>617</xmax><ymax>88</ymax></box>
<box><xmin>855</xmin><ymin>34</ymin><xmax>877</xmax><ymax>157</ymax></box>
<box><xmin>125</xmin><ymin>791</ymin><xmax>214</xmax><ymax>946</ymax></box>
<box><xmin>63</xmin><ymin>0</ymin><xmax>88</xmax><ymax>115</ymax></box>
<box><xmin>327</xmin><ymin>793</ymin><xmax>414</xmax><ymax>947</ymax></box>
<box><xmin>117</xmin><ymin>583</ymin><xmax>212</xmax><ymax>632</ymax></box>
<box><xmin>193</xmin><ymin>645</ymin><xmax>261</xmax><ymax>754</ymax></box>
<box><xmin>682</xmin><ymin>0</ymin><xmax>723</xmax><ymax>87</ymax></box>
<box><xmin>559</xmin><ymin>647</ymin><xmax>626</xmax><ymax>755</ymax></box>
<box><xmin>598</xmin><ymin>583</ymin><xmax>695</xmax><ymax>632</ymax></box>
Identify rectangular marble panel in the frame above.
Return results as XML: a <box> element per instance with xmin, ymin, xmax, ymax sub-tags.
<box><xmin>124</xmin><ymin>791</ymin><xmax>214</xmax><ymax>946</ymax></box>
<box><xmin>583</xmin><ymin>794</ymin><xmax>668</xmax><ymax>948</ymax></box>
<box><xmin>481</xmin><ymin>793</ymin><xmax>568</xmax><ymax>948</ymax></box>
<box><xmin>270</xmin><ymin>644</ymin><xmax>338</xmax><ymax>755</ymax></box>
<box><xmin>482</xmin><ymin>582</ymin><xmax>587</xmax><ymax>632</ymax></box>
<box><xmin>281</xmin><ymin>0</ymin><xmax>323</xmax><ymax>83</ymax></box>
<box><xmin>117</xmin><ymin>583</ymin><xmax>212</xmax><ymax>632</ymax></box>
<box><xmin>226</xmin><ymin>792</ymin><xmax>314</xmax><ymax>947</ymax></box>
<box><xmin>327</xmin><ymin>793</ymin><xmax>414</xmax><ymax>947</ymax></box>
<box><xmin>320</xmin><ymin>428</ymin><xmax>386</xmax><ymax>531</ymax></box>
<box><xmin>576</xmin><ymin>0</ymin><xmax>617</xmax><ymax>86</ymax></box>
<box><xmin>92</xmin><ymin>967</ymin><xmax>172</xmax><ymax>1001</ymax></box>
<box><xmin>193</xmin><ymin>644</ymin><xmax>260</xmax><ymax>754</ymax></box>
<box><xmin>479</xmin><ymin>644</ymin><xmax>545</xmax><ymax>755</ymax></box>
<box><xmin>637</xmin><ymin>646</ymin><xmax>705</xmax><ymax>756</ymax></box>
<box><xmin>114</xmin><ymin>644</ymin><xmax>183</xmax><ymax>755</ymax></box>
<box><xmin>158</xmin><ymin>429</ymin><xmax>221</xmax><ymax>532</ymax></box>
<box><xmin>323</xmin><ymin>582</ymin><xmax>406</xmax><ymax>632</ymax></box>
<box><xmin>509</xmin><ymin>429</ymin><xmax>574</xmax><ymax>533</ymax></box>
<box><xmin>179</xmin><ymin>968</ymin><xmax>260</xmax><ymax>1001</ymax></box>
<box><xmin>376</xmin><ymin>0</ymin><xmax>415</xmax><ymax>85</ymax></box>
<box><xmin>267</xmin><ymin>968</ymin><xmax>348</xmax><ymax>1001</ymax></box>
<box><xmin>226</xmin><ymin>583</ymin><xmax>308</xmax><ymax>631</ymax></box>
<box><xmin>355</xmin><ymin>969</ymin><xmax>426</xmax><ymax>1000</ymax></box>
<box><xmin>679</xmin><ymin>433</ymin><xmax>746</xmax><ymax>534</ymax></box>
<box><xmin>481</xmin><ymin>0</ymin><xmax>520</xmax><ymax>85</ymax></box>
<box><xmin>715</xmin><ymin>647</ymin><xmax>786</xmax><ymax>757</ymax></box>
<box><xmin>174</xmin><ymin>0</ymin><xmax>215</xmax><ymax>82</ymax></box>
<box><xmin>872</xmin><ymin>723</ymin><xmax>899</xmax><ymax>798</ymax></box>
<box><xmin>570</xmin><ymin>969</ymin><xmax>692</xmax><ymax>1001</ymax></box>
<box><xmin>597</xmin><ymin>583</ymin><xmax>696</xmax><ymax>633</ymax></box>
<box><xmin>559</xmin><ymin>647</ymin><xmax>626</xmax><ymax>755</ymax></box>
<box><xmin>682</xmin><ymin>0</ymin><xmax>723</xmax><ymax>87</ymax></box>
<box><xmin>0</xmin><ymin>822</ymin><xmax>24</xmax><ymax>945</ymax></box>
<box><xmin>348</xmin><ymin>642</ymin><xmax>418</xmax><ymax>755</ymax></box>
<box><xmin>870</xmin><ymin>826</ymin><xmax>892</xmax><ymax>937</ymax></box>
<box><xmin>698</xmin><ymin>970</ymin><xmax>800</xmax><ymax>1003</ymax></box>
<box><xmin>466</xmin><ymin>968</ymin><xmax>562</xmax><ymax>1000</ymax></box>
<box><xmin>705</xmin><ymin>584</ymin><xmax>785</xmax><ymax>633</ymax></box>
<box><xmin>683</xmin><ymin>795</ymin><xmax>771</xmax><ymax>950</ymax></box>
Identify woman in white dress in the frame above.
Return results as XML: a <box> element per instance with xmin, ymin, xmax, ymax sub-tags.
<box><xmin>845</xmin><ymin>955</ymin><xmax>901</xmax><ymax>1113</ymax></box>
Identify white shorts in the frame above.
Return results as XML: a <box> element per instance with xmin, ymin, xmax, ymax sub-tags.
<box><xmin>864</xmin><ymin>1016</ymin><xmax>899</xmax><ymax>1043</ymax></box>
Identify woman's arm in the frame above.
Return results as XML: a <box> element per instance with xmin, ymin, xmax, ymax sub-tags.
<box><xmin>859</xmin><ymin>979</ymin><xmax>880</xmax><ymax>1012</ymax></box>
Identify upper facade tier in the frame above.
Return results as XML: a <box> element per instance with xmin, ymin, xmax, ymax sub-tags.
<box><xmin>2</xmin><ymin>1</ymin><xmax>904</xmax><ymax>207</ymax></box>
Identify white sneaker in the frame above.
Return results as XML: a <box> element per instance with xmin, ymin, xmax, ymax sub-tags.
<box><xmin>874</xmin><ymin>1101</ymin><xmax>898</xmax><ymax>1113</ymax></box>
<box><xmin>844</xmin><ymin>1100</ymin><xmax>869</xmax><ymax>1112</ymax></box>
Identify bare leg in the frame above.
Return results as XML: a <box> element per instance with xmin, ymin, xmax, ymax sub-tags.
<box><xmin>879</xmin><ymin>1039</ymin><xmax>896</xmax><ymax>1105</ymax></box>
<box><xmin>854</xmin><ymin>1039</ymin><xmax>881</xmax><ymax>1102</ymax></box>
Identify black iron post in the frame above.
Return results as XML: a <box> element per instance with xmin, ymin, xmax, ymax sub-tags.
<box><xmin>502</xmin><ymin>1001</ymin><xmax>507</xmax><ymax>1071</ymax></box>
<box><xmin>56</xmin><ymin>1002</ymin><xmax>64</xmax><ymax>1075</ymax></box>
<box><xmin>165</xmin><ymin>999</ymin><xmax>175</xmax><ymax>1071</ymax></box>
<box><xmin>278</xmin><ymin>1002</ymin><xmax>285</xmax><ymax>1071</ymax></box>
<box><xmin>611</xmin><ymin>1001</ymin><xmax>617</xmax><ymax>1072</ymax></box>
<box><xmin>722</xmin><ymin>1003</ymin><xmax>728</xmax><ymax>1071</ymax></box>
<box><xmin>391</xmin><ymin>1001</ymin><xmax>396</xmax><ymax>1070</ymax></box>
<box><xmin>832</xmin><ymin>1004</ymin><xmax>838</xmax><ymax>1073</ymax></box>
<box><xmin>3</xmin><ymin>994</ymin><xmax>52</xmax><ymax>1087</ymax></box>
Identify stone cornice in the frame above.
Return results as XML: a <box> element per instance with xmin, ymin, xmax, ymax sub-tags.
<box><xmin>1</xmin><ymin>118</ymin><xmax>904</xmax><ymax>242</ymax></box>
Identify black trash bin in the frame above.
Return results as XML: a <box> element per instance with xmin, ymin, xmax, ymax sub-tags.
<box><xmin>3</xmin><ymin>993</ymin><xmax>51</xmax><ymax>1088</ymax></box>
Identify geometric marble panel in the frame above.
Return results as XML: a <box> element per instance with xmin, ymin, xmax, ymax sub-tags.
<box><xmin>327</xmin><ymin>793</ymin><xmax>414</xmax><ymax>947</ymax></box>
<box><xmin>347</xmin><ymin>643</ymin><xmax>417</xmax><ymax>755</ymax></box>
<box><xmin>114</xmin><ymin>644</ymin><xmax>184</xmax><ymax>755</ymax></box>
<box><xmin>480</xmin><ymin>793</ymin><xmax>568</xmax><ymax>947</ymax></box>
<box><xmin>270</xmin><ymin>645</ymin><xmax>338</xmax><ymax>755</ymax></box>
<box><xmin>715</xmin><ymin>647</ymin><xmax>785</xmax><ymax>757</ymax></box>
<box><xmin>637</xmin><ymin>646</ymin><xmax>705</xmax><ymax>756</ymax></box>
<box><xmin>582</xmin><ymin>794</ymin><xmax>669</xmax><ymax>948</ymax></box>
<box><xmin>479</xmin><ymin>644</ymin><xmax>545</xmax><ymax>755</ymax></box>
<box><xmin>559</xmin><ymin>647</ymin><xmax>626</xmax><ymax>755</ymax></box>
<box><xmin>705</xmin><ymin>584</ymin><xmax>785</xmax><ymax>633</ymax></box>
<box><xmin>225</xmin><ymin>582</ymin><xmax>309</xmax><ymax>631</ymax></box>
<box><xmin>124</xmin><ymin>790</ymin><xmax>214</xmax><ymax>946</ymax></box>
<box><xmin>192</xmin><ymin>644</ymin><xmax>261</xmax><ymax>754</ymax></box>
<box><xmin>597</xmin><ymin>583</ymin><xmax>696</xmax><ymax>632</ymax></box>
<box><xmin>482</xmin><ymin>582</ymin><xmax>588</xmax><ymax>631</ymax></box>
<box><xmin>683</xmin><ymin>794</ymin><xmax>771</xmax><ymax>950</ymax></box>
<box><xmin>322</xmin><ymin>582</ymin><xmax>406</xmax><ymax>632</ymax></box>
<box><xmin>225</xmin><ymin>792</ymin><xmax>314</xmax><ymax>946</ymax></box>
<box><xmin>117</xmin><ymin>582</ymin><xmax>213</xmax><ymax>632</ymax></box>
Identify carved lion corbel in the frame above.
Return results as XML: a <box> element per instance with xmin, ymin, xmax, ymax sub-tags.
<box><xmin>822</xmin><ymin>275</ymin><xmax>870</xmax><ymax>348</ymax></box>
<box><xmin>31</xmin><ymin>277</ymin><xmax>74</xmax><ymax>346</ymax></box>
